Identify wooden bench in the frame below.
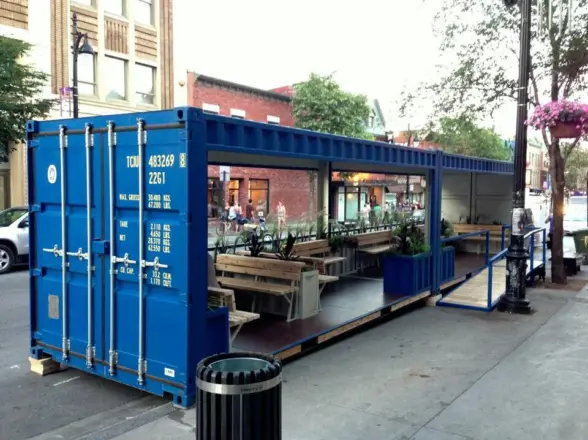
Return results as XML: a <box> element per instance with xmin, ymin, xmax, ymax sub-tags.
<box><xmin>208</xmin><ymin>286</ymin><xmax>260</xmax><ymax>343</ymax></box>
<box><xmin>293</xmin><ymin>240</ymin><xmax>343</xmax><ymax>289</ymax></box>
<box><xmin>216</xmin><ymin>254</ymin><xmax>306</xmax><ymax>322</ymax></box>
<box><xmin>344</xmin><ymin>230</ymin><xmax>395</xmax><ymax>255</ymax></box>
<box><xmin>453</xmin><ymin>224</ymin><xmax>503</xmax><ymax>254</ymax></box>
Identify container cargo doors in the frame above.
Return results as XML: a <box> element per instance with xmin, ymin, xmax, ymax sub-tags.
<box><xmin>31</xmin><ymin>119</ymin><xmax>189</xmax><ymax>388</ymax></box>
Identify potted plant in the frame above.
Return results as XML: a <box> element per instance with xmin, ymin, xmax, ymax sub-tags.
<box><xmin>328</xmin><ymin>234</ymin><xmax>344</xmax><ymax>255</ymax></box>
<box><xmin>527</xmin><ymin>100</ymin><xmax>588</xmax><ymax>139</ymax></box>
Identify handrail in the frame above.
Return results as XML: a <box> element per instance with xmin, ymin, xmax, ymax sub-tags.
<box><xmin>487</xmin><ymin>248</ymin><xmax>508</xmax><ymax>309</ymax></box>
<box><xmin>442</xmin><ymin>229</ymin><xmax>491</xmax><ymax>266</ymax></box>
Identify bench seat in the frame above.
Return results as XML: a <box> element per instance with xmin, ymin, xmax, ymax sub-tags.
<box><xmin>207</xmin><ymin>286</ymin><xmax>259</xmax><ymax>343</ymax></box>
<box><xmin>318</xmin><ymin>274</ymin><xmax>339</xmax><ymax>284</ymax></box>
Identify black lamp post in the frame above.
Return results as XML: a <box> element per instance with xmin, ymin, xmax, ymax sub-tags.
<box><xmin>497</xmin><ymin>0</ymin><xmax>533</xmax><ymax>315</ymax></box>
<box><xmin>71</xmin><ymin>12</ymin><xmax>95</xmax><ymax>119</ymax></box>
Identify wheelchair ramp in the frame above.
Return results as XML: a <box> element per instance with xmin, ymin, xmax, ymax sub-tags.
<box><xmin>437</xmin><ymin>258</ymin><xmax>544</xmax><ymax>312</ymax></box>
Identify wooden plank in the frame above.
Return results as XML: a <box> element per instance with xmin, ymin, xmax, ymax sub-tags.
<box><xmin>317</xmin><ymin>311</ymin><xmax>382</xmax><ymax>344</ymax></box>
<box><xmin>275</xmin><ymin>345</ymin><xmax>302</xmax><ymax>360</ymax></box>
<box><xmin>216</xmin><ymin>263</ymin><xmax>301</xmax><ymax>281</ymax></box>
<box><xmin>454</xmin><ymin>224</ymin><xmax>503</xmax><ymax>233</ymax></box>
<box><xmin>318</xmin><ymin>274</ymin><xmax>339</xmax><ymax>283</ymax></box>
<box><xmin>229</xmin><ymin>310</ymin><xmax>259</xmax><ymax>327</ymax></box>
<box><xmin>217</xmin><ymin>254</ymin><xmax>305</xmax><ymax>273</ymax></box>
<box><xmin>29</xmin><ymin>356</ymin><xmax>64</xmax><ymax>376</ymax></box>
<box><xmin>217</xmin><ymin>277</ymin><xmax>296</xmax><ymax>295</ymax></box>
<box><xmin>293</xmin><ymin>240</ymin><xmax>329</xmax><ymax>253</ymax></box>
<box><xmin>441</xmin><ymin>265</ymin><xmax>506</xmax><ymax>308</ymax></box>
<box><xmin>360</xmin><ymin>245</ymin><xmax>394</xmax><ymax>255</ymax></box>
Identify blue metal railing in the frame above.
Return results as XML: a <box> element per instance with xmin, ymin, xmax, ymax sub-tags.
<box><xmin>524</xmin><ymin>227</ymin><xmax>547</xmax><ymax>285</ymax></box>
<box><xmin>441</xmin><ymin>230</ymin><xmax>491</xmax><ymax>266</ymax></box>
<box><xmin>487</xmin><ymin>248</ymin><xmax>508</xmax><ymax>309</ymax></box>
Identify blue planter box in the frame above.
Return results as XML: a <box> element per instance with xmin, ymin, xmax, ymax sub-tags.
<box><xmin>383</xmin><ymin>247</ymin><xmax>456</xmax><ymax>296</ymax></box>
<box><xmin>383</xmin><ymin>252</ymin><xmax>432</xmax><ymax>296</ymax></box>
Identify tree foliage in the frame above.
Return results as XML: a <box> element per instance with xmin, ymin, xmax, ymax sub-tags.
<box><xmin>429</xmin><ymin>116</ymin><xmax>512</xmax><ymax>160</ymax></box>
<box><xmin>292</xmin><ymin>73</ymin><xmax>373</xmax><ymax>140</ymax></box>
<box><xmin>0</xmin><ymin>37</ymin><xmax>55</xmax><ymax>160</ymax></box>
<box><xmin>401</xmin><ymin>0</ymin><xmax>588</xmax><ymax>283</ymax></box>
<box><xmin>563</xmin><ymin>146</ymin><xmax>588</xmax><ymax>191</ymax></box>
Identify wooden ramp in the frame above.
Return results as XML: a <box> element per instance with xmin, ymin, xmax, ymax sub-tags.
<box><xmin>438</xmin><ymin>259</ymin><xmax>544</xmax><ymax>312</ymax></box>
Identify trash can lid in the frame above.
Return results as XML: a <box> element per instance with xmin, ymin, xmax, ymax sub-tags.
<box><xmin>209</xmin><ymin>357</ymin><xmax>272</xmax><ymax>373</ymax></box>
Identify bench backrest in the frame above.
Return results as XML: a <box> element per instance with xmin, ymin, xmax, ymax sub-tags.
<box><xmin>216</xmin><ymin>254</ymin><xmax>305</xmax><ymax>283</ymax></box>
<box><xmin>293</xmin><ymin>239</ymin><xmax>330</xmax><ymax>256</ymax></box>
<box><xmin>346</xmin><ymin>230</ymin><xmax>394</xmax><ymax>247</ymax></box>
<box><xmin>454</xmin><ymin>224</ymin><xmax>503</xmax><ymax>235</ymax></box>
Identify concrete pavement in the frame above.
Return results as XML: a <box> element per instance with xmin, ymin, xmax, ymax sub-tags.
<box><xmin>4</xmin><ymin>266</ymin><xmax>588</xmax><ymax>439</ymax></box>
<box><xmin>109</xmin><ymin>280</ymin><xmax>588</xmax><ymax>440</ymax></box>
<box><xmin>0</xmin><ymin>270</ymin><xmax>159</xmax><ymax>440</ymax></box>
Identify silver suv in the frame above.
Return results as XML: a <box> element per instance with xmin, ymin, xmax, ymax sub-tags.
<box><xmin>0</xmin><ymin>207</ymin><xmax>29</xmax><ymax>274</ymax></box>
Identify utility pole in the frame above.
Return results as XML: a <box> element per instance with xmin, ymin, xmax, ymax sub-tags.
<box><xmin>498</xmin><ymin>0</ymin><xmax>533</xmax><ymax>314</ymax></box>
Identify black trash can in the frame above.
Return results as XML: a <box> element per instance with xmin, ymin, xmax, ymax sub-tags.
<box><xmin>196</xmin><ymin>352</ymin><xmax>282</xmax><ymax>440</ymax></box>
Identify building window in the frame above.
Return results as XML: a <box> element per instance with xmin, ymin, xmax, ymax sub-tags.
<box><xmin>203</xmin><ymin>103</ymin><xmax>220</xmax><ymax>113</ymax></box>
<box><xmin>78</xmin><ymin>53</ymin><xmax>96</xmax><ymax>96</ymax></box>
<box><xmin>136</xmin><ymin>0</ymin><xmax>153</xmax><ymax>25</ymax></box>
<box><xmin>103</xmin><ymin>0</ymin><xmax>124</xmax><ymax>16</ymax></box>
<box><xmin>228</xmin><ymin>179</ymin><xmax>240</xmax><ymax>205</ymax></box>
<box><xmin>267</xmin><ymin>115</ymin><xmax>280</xmax><ymax>124</ymax></box>
<box><xmin>249</xmin><ymin>179</ymin><xmax>269</xmax><ymax>215</ymax></box>
<box><xmin>105</xmin><ymin>56</ymin><xmax>127</xmax><ymax>100</ymax></box>
<box><xmin>135</xmin><ymin>63</ymin><xmax>155</xmax><ymax>105</ymax></box>
<box><xmin>208</xmin><ymin>178</ymin><xmax>223</xmax><ymax>218</ymax></box>
<box><xmin>73</xmin><ymin>0</ymin><xmax>95</xmax><ymax>6</ymax></box>
<box><xmin>230</xmin><ymin>108</ymin><xmax>245</xmax><ymax>119</ymax></box>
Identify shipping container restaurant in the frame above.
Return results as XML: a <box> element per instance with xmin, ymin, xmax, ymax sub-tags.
<box><xmin>27</xmin><ymin>108</ymin><xmax>515</xmax><ymax>406</ymax></box>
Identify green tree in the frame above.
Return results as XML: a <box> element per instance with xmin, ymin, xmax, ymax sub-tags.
<box><xmin>0</xmin><ymin>37</ymin><xmax>54</xmax><ymax>160</ymax></box>
<box><xmin>292</xmin><ymin>73</ymin><xmax>373</xmax><ymax>215</ymax></box>
<box><xmin>402</xmin><ymin>0</ymin><xmax>588</xmax><ymax>284</ymax></box>
<box><xmin>430</xmin><ymin>117</ymin><xmax>512</xmax><ymax>160</ymax></box>
<box><xmin>563</xmin><ymin>146</ymin><xmax>588</xmax><ymax>192</ymax></box>
<box><xmin>292</xmin><ymin>73</ymin><xmax>373</xmax><ymax>140</ymax></box>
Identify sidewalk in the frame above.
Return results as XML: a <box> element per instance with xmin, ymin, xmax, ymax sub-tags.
<box><xmin>112</xmin><ymin>278</ymin><xmax>588</xmax><ymax>440</ymax></box>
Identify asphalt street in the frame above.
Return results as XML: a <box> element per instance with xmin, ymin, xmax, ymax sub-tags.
<box><xmin>0</xmin><ymin>269</ymin><xmax>164</xmax><ymax>440</ymax></box>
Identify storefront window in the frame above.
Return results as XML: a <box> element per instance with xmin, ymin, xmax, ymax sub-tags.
<box><xmin>228</xmin><ymin>179</ymin><xmax>240</xmax><ymax>205</ymax></box>
<box><xmin>249</xmin><ymin>179</ymin><xmax>269</xmax><ymax>215</ymax></box>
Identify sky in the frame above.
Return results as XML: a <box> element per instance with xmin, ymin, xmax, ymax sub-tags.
<box><xmin>176</xmin><ymin>0</ymin><xmax>517</xmax><ymax>138</ymax></box>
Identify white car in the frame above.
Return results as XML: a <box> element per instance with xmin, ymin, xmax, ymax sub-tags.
<box><xmin>0</xmin><ymin>207</ymin><xmax>29</xmax><ymax>274</ymax></box>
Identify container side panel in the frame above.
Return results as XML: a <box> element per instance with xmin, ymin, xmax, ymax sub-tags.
<box><xmin>109</xmin><ymin>124</ymin><xmax>188</xmax><ymax>384</ymax></box>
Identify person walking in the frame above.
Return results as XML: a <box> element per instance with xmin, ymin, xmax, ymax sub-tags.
<box><xmin>277</xmin><ymin>201</ymin><xmax>287</xmax><ymax>230</ymax></box>
<box><xmin>245</xmin><ymin>199</ymin><xmax>255</xmax><ymax>221</ymax></box>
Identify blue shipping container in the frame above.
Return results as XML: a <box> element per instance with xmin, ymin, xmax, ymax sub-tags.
<box><xmin>27</xmin><ymin>108</ymin><xmax>228</xmax><ymax>407</ymax></box>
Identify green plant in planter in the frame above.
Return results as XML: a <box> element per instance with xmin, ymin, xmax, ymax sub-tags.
<box><xmin>391</xmin><ymin>218</ymin><xmax>428</xmax><ymax>256</ymax></box>
<box><xmin>276</xmin><ymin>233</ymin><xmax>299</xmax><ymax>261</ymax></box>
<box><xmin>213</xmin><ymin>234</ymin><xmax>231</xmax><ymax>262</ymax></box>
<box><xmin>328</xmin><ymin>234</ymin><xmax>344</xmax><ymax>254</ymax></box>
<box><xmin>492</xmin><ymin>220</ymin><xmax>502</xmax><ymax>225</ymax></box>
<box><xmin>247</xmin><ymin>233</ymin><xmax>266</xmax><ymax>257</ymax></box>
<box><xmin>440</xmin><ymin>218</ymin><xmax>456</xmax><ymax>248</ymax></box>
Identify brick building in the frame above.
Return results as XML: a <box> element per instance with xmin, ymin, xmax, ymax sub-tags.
<box><xmin>187</xmin><ymin>73</ymin><xmax>313</xmax><ymax>220</ymax></box>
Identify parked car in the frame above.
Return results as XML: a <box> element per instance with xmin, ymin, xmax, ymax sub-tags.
<box><xmin>564</xmin><ymin>207</ymin><xmax>587</xmax><ymax>233</ymax></box>
<box><xmin>0</xmin><ymin>207</ymin><xmax>29</xmax><ymax>274</ymax></box>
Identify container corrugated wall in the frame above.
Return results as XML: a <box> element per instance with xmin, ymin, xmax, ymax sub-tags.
<box><xmin>27</xmin><ymin>108</ymin><xmax>228</xmax><ymax>408</ymax></box>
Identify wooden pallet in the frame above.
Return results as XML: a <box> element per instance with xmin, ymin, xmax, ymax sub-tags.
<box><xmin>29</xmin><ymin>356</ymin><xmax>65</xmax><ymax>376</ymax></box>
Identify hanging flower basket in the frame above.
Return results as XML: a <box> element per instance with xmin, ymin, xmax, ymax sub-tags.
<box><xmin>527</xmin><ymin>101</ymin><xmax>588</xmax><ymax>139</ymax></box>
<box><xmin>549</xmin><ymin>122</ymin><xmax>584</xmax><ymax>139</ymax></box>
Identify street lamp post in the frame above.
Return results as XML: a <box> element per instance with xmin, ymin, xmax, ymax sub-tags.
<box><xmin>497</xmin><ymin>0</ymin><xmax>533</xmax><ymax>315</ymax></box>
<box><xmin>71</xmin><ymin>12</ymin><xmax>95</xmax><ymax>119</ymax></box>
